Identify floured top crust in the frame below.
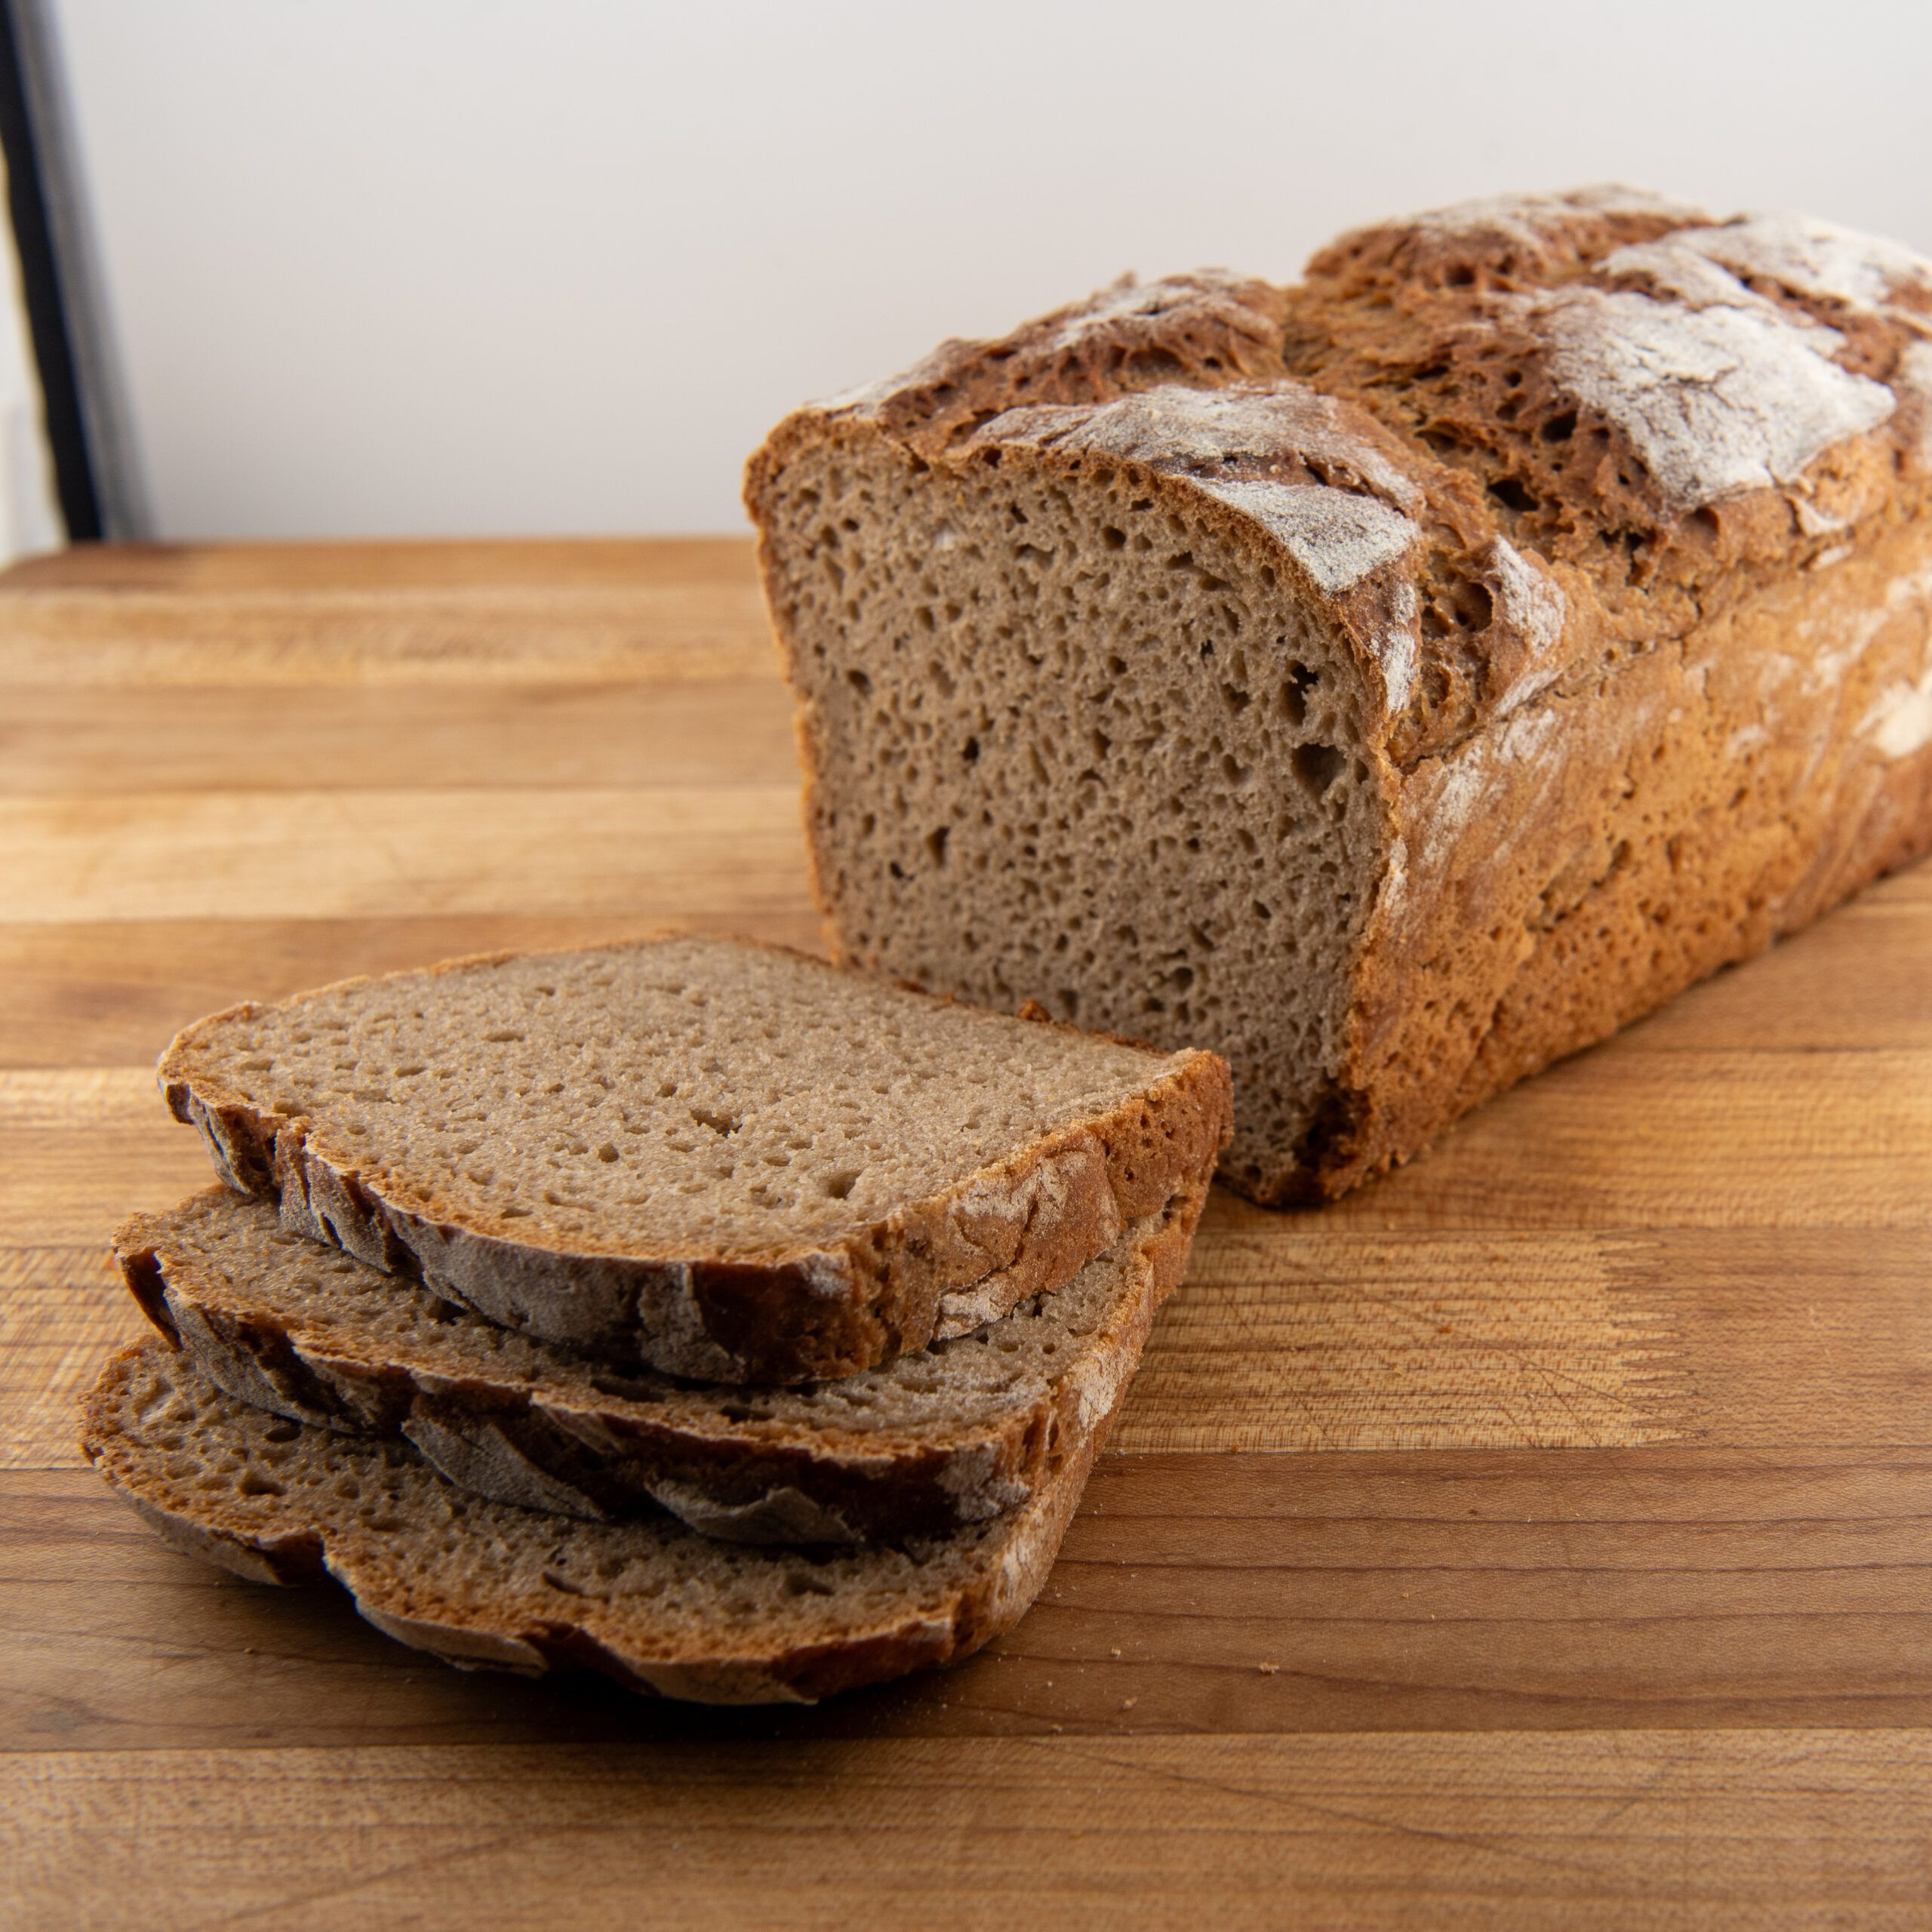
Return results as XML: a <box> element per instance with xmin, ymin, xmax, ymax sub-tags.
<box><xmin>807</xmin><ymin>269</ymin><xmax>1291</xmax><ymax>451</ymax></box>
<box><xmin>1310</xmin><ymin>186</ymin><xmax>1707</xmax><ymax>294</ymax></box>
<box><xmin>752</xmin><ymin>188</ymin><xmax>1932</xmax><ymax>766</ymax></box>
<box><xmin>1287</xmin><ymin>192</ymin><xmax>1932</xmax><ymax>656</ymax></box>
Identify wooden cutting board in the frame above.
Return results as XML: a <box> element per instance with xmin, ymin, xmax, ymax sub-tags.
<box><xmin>5</xmin><ymin>539</ymin><xmax>1930</xmax><ymax>1929</ymax></box>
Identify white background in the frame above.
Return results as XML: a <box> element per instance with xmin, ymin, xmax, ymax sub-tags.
<box><xmin>47</xmin><ymin>0</ymin><xmax>1932</xmax><ymax>540</ymax></box>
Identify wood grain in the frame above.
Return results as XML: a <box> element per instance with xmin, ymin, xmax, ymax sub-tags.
<box><xmin>9</xmin><ymin>1451</ymin><xmax>1932</xmax><ymax>1750</ymax></box>
<box><xmin>0</xmin><ymin>787</ymin><xmax>811</xmax><ymax>924</ymax></box>
<box><xmin>6</xmin><ymin>1731</ymin><xmax>1931</xmax><ymax>1932</ymax></box>
<box><xmin>0</xmin><ymin>537</ymin><xmax>775</xmax><ymax>688</ymax></box>
<box><xmin>0</xmin><ymin>681</ymin><xmax>798</xmax><ymax>794</ymax></box>
<box><xmin>5</xmin><ymin>537</ymin><xmax>1932</xmax><ymax>1928</ymax></box>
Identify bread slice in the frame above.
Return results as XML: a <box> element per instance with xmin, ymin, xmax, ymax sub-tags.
<box><xmin>157</xmin><ymin>935</ymin><xmax>1231</xmax><ymax>1382</ymax></box>
<box><xmin>82</xmin><ymin>1337</ymin><xmax>1107</xmax><ymax>1704</ymax></box>
<box><xmin>745</xmin><ymin>194</ymin><xmax>1932</xmax><ymax>1204</ymax></box>
<box><xmin>117</xmin><ymin>1175</ymin><xmax>1207</xmax><ymax>1544</ymax></box>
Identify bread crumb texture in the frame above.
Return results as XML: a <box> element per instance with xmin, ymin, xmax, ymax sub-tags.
<box><xmin>157</xmin><ymin>935</ymin><xmax>1230</xmax><ymax>1380</ymax></box>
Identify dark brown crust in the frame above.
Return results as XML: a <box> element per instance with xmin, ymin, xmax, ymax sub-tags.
<box><xmin>155</xmin><ymin>934</ymin><xmax>1232</xmax><ymax>1382</ymax></box>
<box><xmin>80</xmin><ymin>1339</ymin><xmax>1115</xmax><ymax>1706</ymax></box>
<box><xmin>115</xmin><ymin>1175</ymin><xmax>1211</xmax><ymax>1543</ymax></box>
<box><xmin>745</xmin><ymin>196</ymin><xmax>1932</xmax><ymax>1207</ymax></box>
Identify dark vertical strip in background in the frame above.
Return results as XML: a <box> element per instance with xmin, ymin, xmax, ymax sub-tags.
<box><xmin>0</xmin><ymin>0</ymin><xmax>98</xmax><ymax>538</ymax></box>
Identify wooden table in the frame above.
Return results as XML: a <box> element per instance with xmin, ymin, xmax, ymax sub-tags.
<box><xmin>5</xmin><ymin>540</ymin><xmax>1931</xmax><ymax>1928</ymax></box>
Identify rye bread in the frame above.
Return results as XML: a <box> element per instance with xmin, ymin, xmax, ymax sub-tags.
<box><xmin>156</xmin><ymin>934</ymin><xmax>1231</xmax><ymax>1382</ymax></box>
<box><xmin>117</xmin><ymin>1175</ymin><xmax>1208</xmax><ymax>1543</ymax></box>
<box><xmin>744</xmin><ymin>189</ymin><xmax>1932</xmax><ymax>1204</ymax></box>
<box><xmin>82</xmin><ymin>1338</ymin><xmax>1106</xmax><ymax>1705</ymax></box>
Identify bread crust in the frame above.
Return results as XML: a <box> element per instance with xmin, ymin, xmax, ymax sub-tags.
<box><xmin>116</xmin><ymin>1175</ymin><xmax>1209</xmax><ymax>1543</ymax></box>
<box><xmin>81</xmin><ymin>1339</ymin><xmax>1118</xmax><ymax>1706</ymax></box>
<box><xmin>746</xmin><ymin>192</ymin><xmax>1932</xmax><ymax>1203</ymax></box>
<box><xmin>156</xmin><ymin>934</ymin><xmax>1232</xmax><ymax>1380</ymax></box>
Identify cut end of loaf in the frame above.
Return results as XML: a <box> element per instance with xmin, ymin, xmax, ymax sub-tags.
<box><xmin>758</xmin><ymin>426</ymin><xmax>1387</xmax><ymax>1201</ymax></box>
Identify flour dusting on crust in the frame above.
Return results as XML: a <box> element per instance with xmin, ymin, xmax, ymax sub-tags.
<box><xmin>1042</xmin><ymin>270</ymin><xmax>1274</xmax><ymax>349</ymax></box>
<box><xmin>1370</xmin><ymin>582</ymin><xmax>1422</xmax><ymax>711</ymax></box>
<box><xmin>1193</xmin><ymin>478</ymin><xmax>1417</xmax><ymax>595</ymax></box>
<box><xmin>1666</xmin><ymin>212</ymin><xmax>1932</xmax><ymax>317</ymax></box>
<box><xmin>978</xmin><ymin>382</ymin><xmax>1425</xmax><ymax>595</ymax></box>
<box><xmin>1524</xmin><ymin>287</ymin><xmax>1896</xmax><ymax>507</ymax></box>
<box><xmin>1863</xmin><ymin>671</ymin><xmax>1932</xmax><ymax>758</ymax></box>
<box><xmin>1406</xmin><ymin>185</ymin><xmax>1703</xmax><ymax>246</ymax></box>
<box><xmin>983</xmin><ymin>383</ymin><xmax>1425</xmax><ymax>512</ymax></box>
<box><xmin>811</xmin><ymin>347</ymin><xmax>961</xmax><ymax>417</ymax></box>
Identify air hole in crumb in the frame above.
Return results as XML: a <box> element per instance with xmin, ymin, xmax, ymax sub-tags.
<box><xmin>1487</xmin><ymin>477</ymin><xmax>1539</xmax><ymax>515</ymax></box>
<box><xmin>1291</xmin><ymin>743</ymin><xmax>1344</xmax><ymax>797</ymax></box>
<box><xmin>823</xmin><ymin>1170</ymin><xmax>862</xmax><ymax>1201</ymax></box>
<box><xmin>1282</xmin><ymin>662</ymin><xmax>1317</xmax><ymax>727</ymax></box>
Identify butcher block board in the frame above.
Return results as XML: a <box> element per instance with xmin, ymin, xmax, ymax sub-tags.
<box><xmin>4</xmin><ymin>539</ymin><xmax>1930</xmax><ymax>1930</ymax></box>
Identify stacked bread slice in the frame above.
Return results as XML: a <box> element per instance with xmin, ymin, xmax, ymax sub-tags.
<box><xmin>82</xmin><ymin>937</ymin><xmax>1230</xmax><ymax>1704</ymax></box>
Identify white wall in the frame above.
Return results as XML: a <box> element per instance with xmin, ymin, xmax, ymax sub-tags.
<box><xmin>49</xmin><ymin>0</ymin><xmax>1932</xmax><ymax>540</ymax></box>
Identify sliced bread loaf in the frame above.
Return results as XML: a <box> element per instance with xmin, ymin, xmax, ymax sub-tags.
<box><xmin>157</xmin><ymin>935</ymin><xmax>1231</xmax><ymax>1382</ymax></box>
<box><xmin>745</xmin><ymin>192</ymin><xmax>1932</xmax><ymax>1204</ymax></box>
<box><xmin>82</xmin><ymin>1338</ymin><xmax>1105</xmax><ymax>1705</ymax></box>
<box><xmin>118</xmin><ymin>1176</ymin><xmax>1207</xmax><ymax>1543</ymax></box>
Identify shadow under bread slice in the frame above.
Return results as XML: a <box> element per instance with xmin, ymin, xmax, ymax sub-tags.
<box><xmin>116</xmin><ymin>1175</ymin><xmax>1208</xmax><ymax>1546</ymax></box>
<box><xmin>82</xmin><ymin>1338</ymin><xmax>1111</xmax><ymax>1706</ymax></box>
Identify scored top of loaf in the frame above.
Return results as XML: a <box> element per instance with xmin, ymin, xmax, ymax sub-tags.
<box><xmin>750</xmin><ymin>186</ymin><xmax>1932</xmax><ymax>768</ymax></box>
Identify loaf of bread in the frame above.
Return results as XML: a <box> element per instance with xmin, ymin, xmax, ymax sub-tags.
<box><xmin>158</xmin><ymin>935</ymin><xmax>1229</xmax><ymax>1378</ymax></box>
<box><xmin>118</xmin><ymin>1179</ymin><xmax>1205</xmax><ymax>1543</ymax></box>
<box><xmin>746</xmin><ymin>187</ymin><xmax>1932</xmax><ymax>1201</ymax></box>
